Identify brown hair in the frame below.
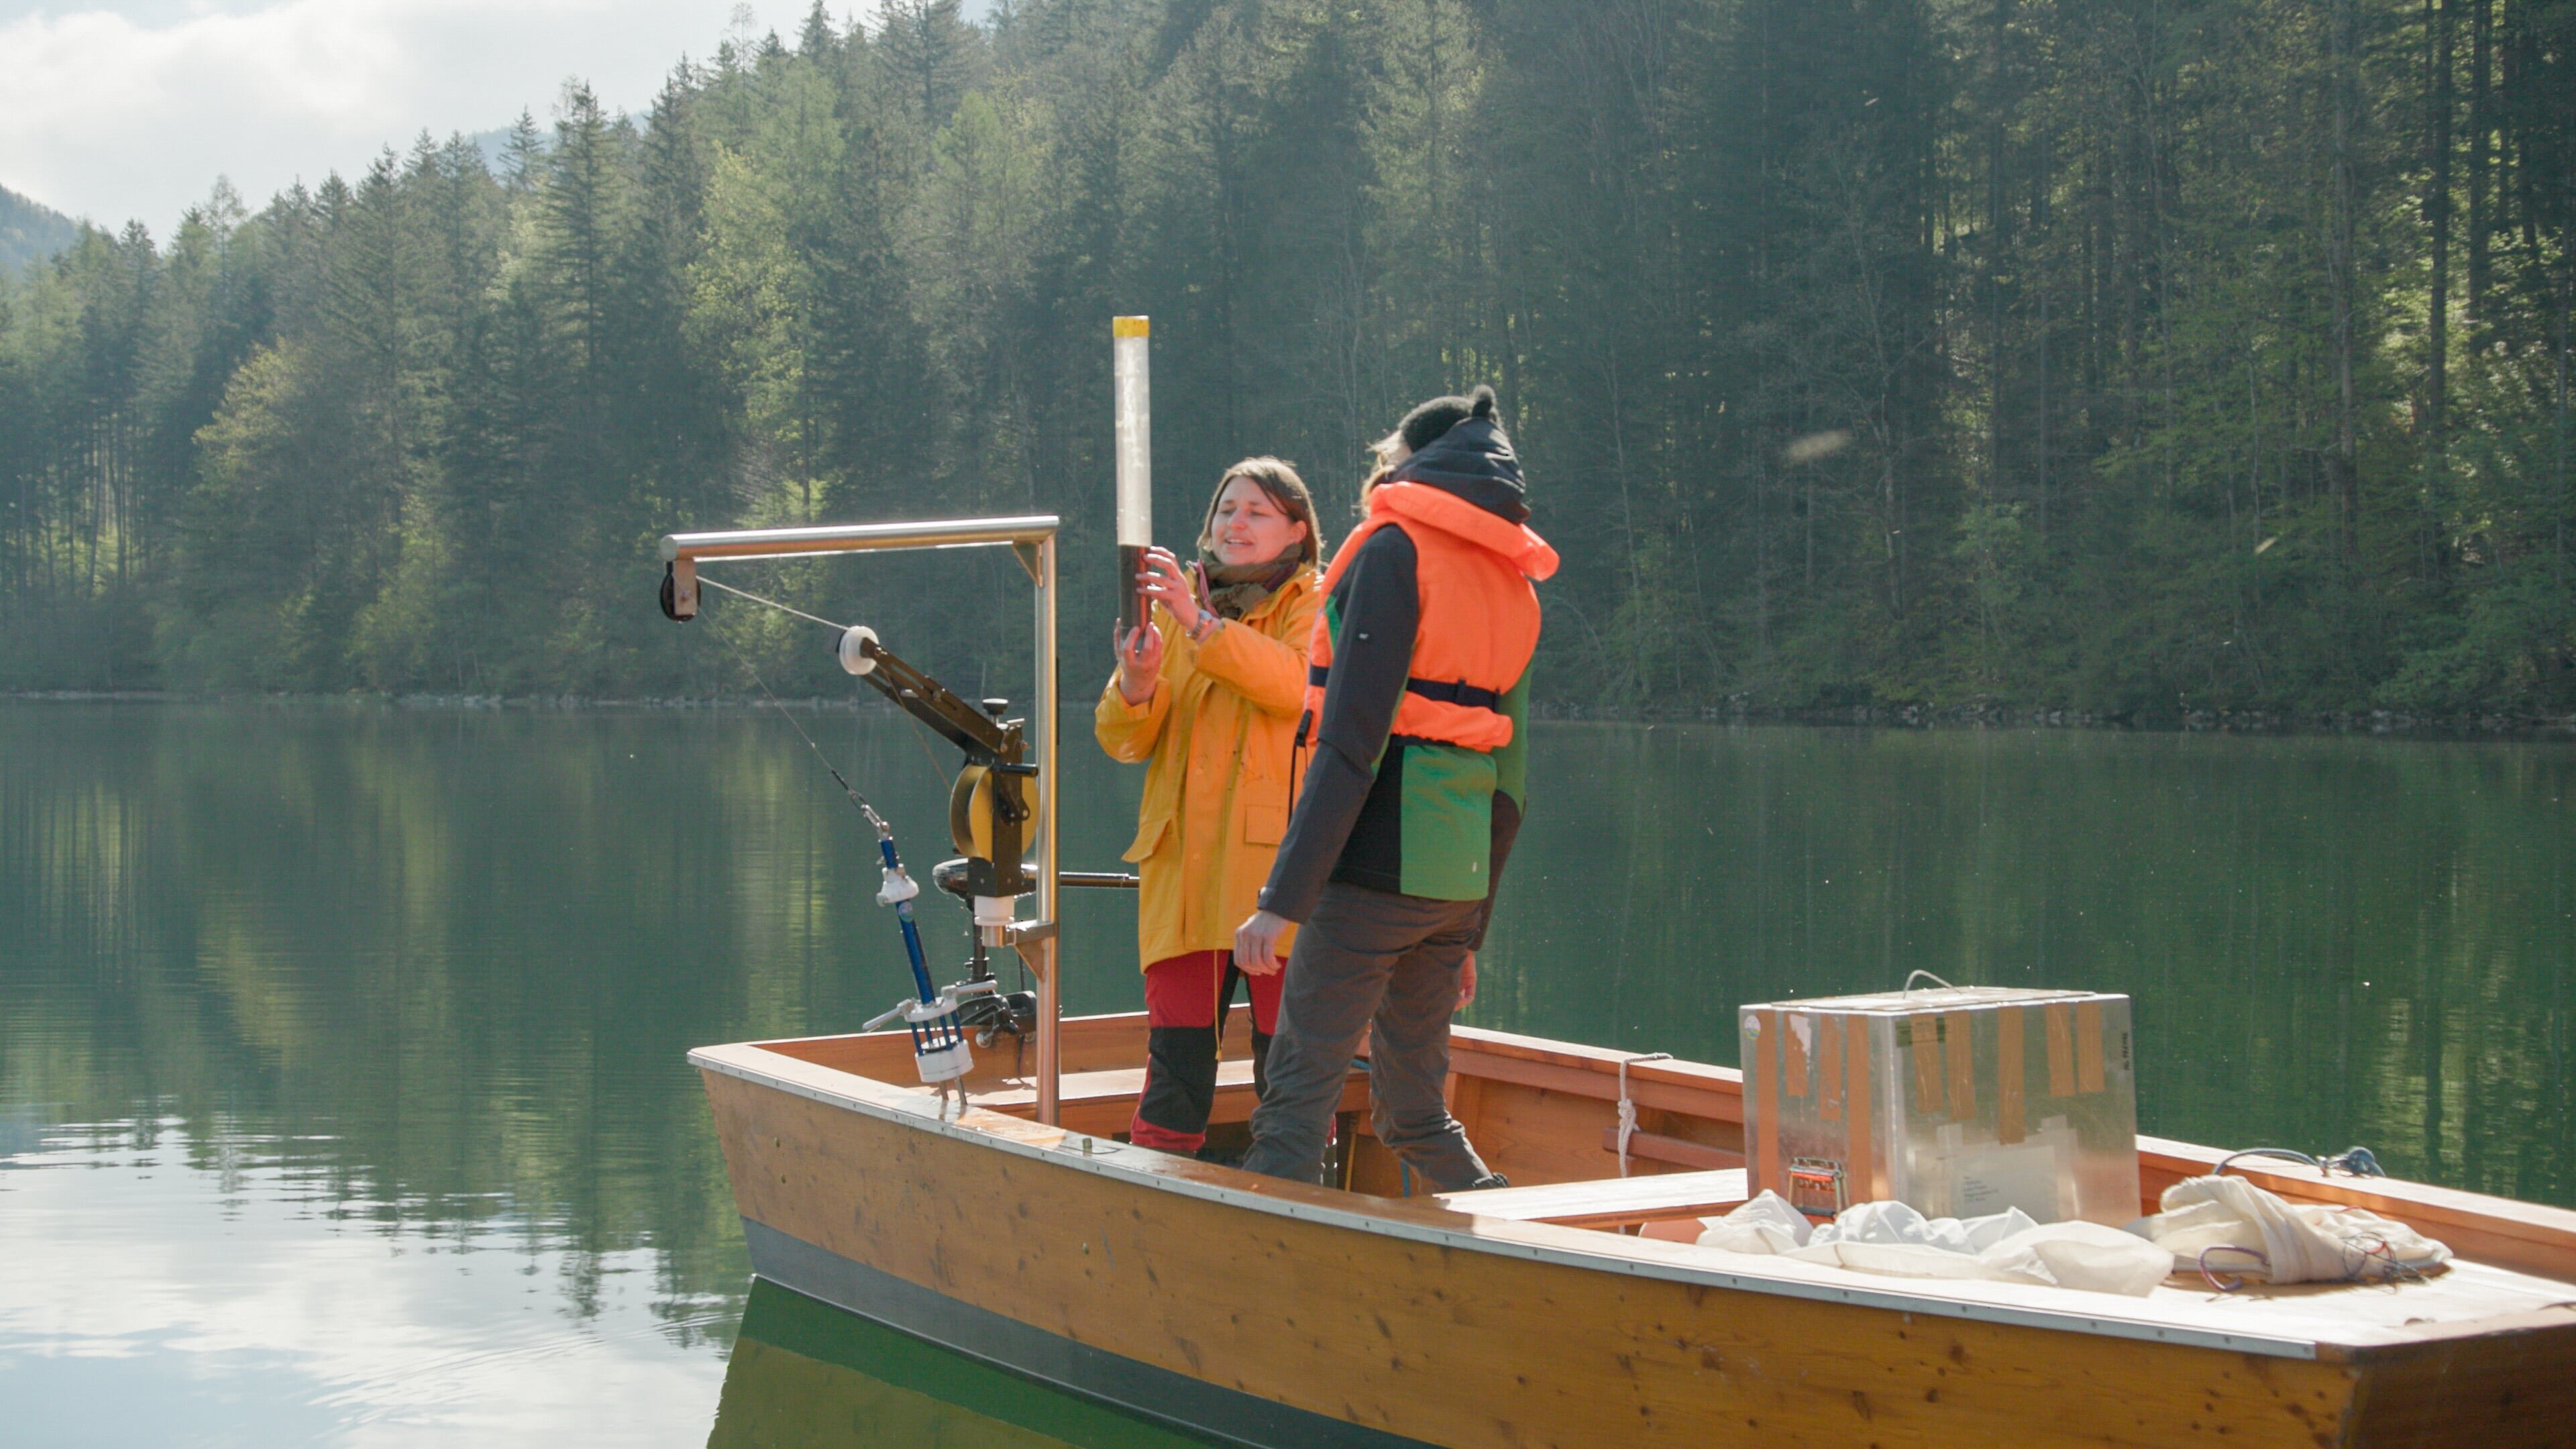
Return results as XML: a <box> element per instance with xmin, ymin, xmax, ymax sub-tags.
<box><xmin>1197</xmin><ymin>457</ymin><xmax>1320</xmax><ymax>568</ymax></box>
<box><xmin>1359</xmin><ymin>433</ymin><xmax>1407</xmax><ymax>511</ymax></box>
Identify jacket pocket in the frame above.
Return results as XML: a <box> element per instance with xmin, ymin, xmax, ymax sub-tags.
<box><xmin>1243</xmin><ymin>802</ymin><xmax>1287</xmax><ymax>846</ymax></box>
<box><xmin>1123</xmin><ymin>815</ymin><xmax>1171</xmax><ymax>863</ymax></box>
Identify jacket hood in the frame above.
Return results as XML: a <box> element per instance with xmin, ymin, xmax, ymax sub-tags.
<box><xmin>1389</xmin><ymin>418</ymin><xmax>1529</xmax><ymax>523</ymax></box>
<box><xmin>1366</xmin><ymin>481</ymin><xmax>1559</xmax><ymax>582</ymax></box>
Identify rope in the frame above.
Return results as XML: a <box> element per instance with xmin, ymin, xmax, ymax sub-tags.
<box><xmin>706</xmin><ymin>612</ymin><xmax>879</xmax><ymax>826</ymax></box>
<box><xmin>1615</xmin><ymin>1052</ymin><xmax>1674</xmax><ymax>1178</ymax></box>
<box><xmin>2197</xmin><ymin>1244</ymin><xmax>2269</xmax><ymax>1293</ymax></box>
<box><xmin>698</xmin><ymin>573</ymin><xmax>849</xmax><ymax>633</ymax></box>
<box><xmin>700</xmin><ymin>570</ymin><xmax>999</xmax><ymax>797</ymax></box>
<box><xmin>696</xmin><ymin>571</ymin><xmax>952</xmax><ymax>803</ymax></box>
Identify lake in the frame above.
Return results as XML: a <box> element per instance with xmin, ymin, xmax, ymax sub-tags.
<box><xmin>3</xmin><ymin>701</ymin><xmax>2569</xmax><ymax>1446</ymax></box>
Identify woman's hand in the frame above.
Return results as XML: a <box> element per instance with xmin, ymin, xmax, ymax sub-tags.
<box><xmin>1135</xmin><ymin>547</ymin><xmax>1206</xmax><ymax>638</ymax></box>
<box><xmin>1114</xmin><ymin>619</ymin><xmax>1165</xmax><ymax>704</ymax></box>
<box><xmin>1234</xmin><ymin>908</ymin><xmax>1293</xmax><ymax>975</ymax></box>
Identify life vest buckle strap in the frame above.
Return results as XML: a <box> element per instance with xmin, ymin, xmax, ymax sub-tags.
<box><xmin>1402</xmin><ymin>676</ymin><xmax>1501</xmax><ymax>712</ymax></box>
<box><xmin>1305</xmin><ymin>663</ymin><xmax>1503</xmax><ymax>716</ymax></box>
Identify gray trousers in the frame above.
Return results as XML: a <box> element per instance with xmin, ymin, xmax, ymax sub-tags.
<box><xmin>1238</xmin><ymin>881</ymin><xmax>1495</xmax><ymax>1192</ymax></box>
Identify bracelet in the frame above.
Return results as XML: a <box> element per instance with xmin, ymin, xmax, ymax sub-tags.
<box><xmin>1187</xmin><ymin>612</ymin><xmax>1221</xmax><ymax>643</ymax></box>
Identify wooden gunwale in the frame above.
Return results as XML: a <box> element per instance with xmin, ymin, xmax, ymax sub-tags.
<box><xmin>696</xmin><ymin>1034</ymin><xmax>2576</xmax><ymax>1364</ymax></box>
<box><xmin>1446</xmin><ymin>1024</ymin><xmax>1746</xmax><ymax>1122</ymax></box>
<box><xmin>737</xmin><ymin>1013</ymin><xmax>2576</xmax><ymax>1283</ymax></box>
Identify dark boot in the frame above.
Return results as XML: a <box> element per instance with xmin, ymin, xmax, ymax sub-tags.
<box><xmin>1130</xmin><ymin>1026</ymin><xmax>1219</xmax><ymax>1153</ymax></box>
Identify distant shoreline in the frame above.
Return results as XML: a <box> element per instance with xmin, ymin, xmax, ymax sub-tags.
<box><xmin>10</xmin><ymin>690</ymin><xmax>2573</xmax><ymax>741</ymax></box>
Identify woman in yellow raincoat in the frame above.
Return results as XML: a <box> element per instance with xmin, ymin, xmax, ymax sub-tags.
<box><xmin>1095</xmin><ymin>458</ymin><xmax>1321</xmax><ymax>1155</ymax></box>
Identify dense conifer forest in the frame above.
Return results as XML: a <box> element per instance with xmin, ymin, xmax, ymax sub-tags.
<box><xmin>0</xmin><ymin>186</ymin><xmax>79</xmax><ymax>276</ymax></box>
<box><xmin>3</xmin><ymin>0</ymin><xmax>2571</xmax><ymax>721</ymax></box>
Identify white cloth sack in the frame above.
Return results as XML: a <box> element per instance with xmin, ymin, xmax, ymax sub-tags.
<box><xmin>2131</xmin><ymin>1175</ymin><xmax>2451</xmax><ymax>1284</ymax></box>
<box><xmin>1812</xmin><ymin>1199</ymin><xmax>2037</xmax><ymax>1253</ymax></box>
<box><xmin>1693</xmin><ymin>1195</ymin><xmax>2173</xmax><ymax>1297</ymax></box>
<box><xmin>1976</xmin><ymin>1220</ymin><xmax>2176</xmax><ymax>1297</ymax></box>
<box><xmin>1692</xmin><ymin>1189</ymin><xmax>1813</xmax><ymax>1254</ymax></box>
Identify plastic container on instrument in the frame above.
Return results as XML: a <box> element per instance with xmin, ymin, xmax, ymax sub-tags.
<box><xmin>1739</xmin><ymin>986</ymin><xmax>2139</xmax><ymax>1227</ymax></box>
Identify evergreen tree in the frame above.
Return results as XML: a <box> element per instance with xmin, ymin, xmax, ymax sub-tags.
<box><xmin>3</xmin><ymin>0</ymin><xmax>2571</xmax><ymax>714</ymax></box>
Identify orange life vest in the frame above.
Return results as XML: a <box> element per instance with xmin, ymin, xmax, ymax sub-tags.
<box><xmin>1302</xmin><ymin>482</ymin><xmax>1559</xmax><ymax>751</ymax></box>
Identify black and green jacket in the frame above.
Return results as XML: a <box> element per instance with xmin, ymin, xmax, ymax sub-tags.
<box><xmin>1256</xmin><ymin>425</ymin><xmax>1535</xmax><ymax>947</ymax></box>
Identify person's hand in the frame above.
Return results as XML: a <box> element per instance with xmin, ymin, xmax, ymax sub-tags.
<box><xmin>1234</xmin><ymin>909</ymin><xmax>1293</xmax><ymax>975</ymax></box>
<box><xmin>1457</xmin><ymin>951</ymin><xmax>1477</xmax><ymax>1010</ymax></box>
<box><xmin>1135</xmin><ymin>547</ymin><xmax>1205</xmax><ymax>638</ymax></box>
<box><xmin>1114</xmin><ymin>619</ymin><xmax>1164</xmax><ymax>704</ymax></box>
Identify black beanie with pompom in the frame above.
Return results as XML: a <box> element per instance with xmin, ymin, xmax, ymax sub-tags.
<box><xmin>1395</xmin><ymin>384</ymin><xmax>1499</xmax><ymax>454</ymax></box>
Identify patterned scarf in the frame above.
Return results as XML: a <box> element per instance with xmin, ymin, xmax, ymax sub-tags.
<box><xmin>1197</xmin><ymin>544</ymin><xmax>1305</xmax><ymax>619</ymax></box>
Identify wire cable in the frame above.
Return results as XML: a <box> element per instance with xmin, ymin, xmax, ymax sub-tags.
<box><xmin>697</xmin><ymin>573</ymin><xmax>849</xmax><ymax>634</ymax></box>
<box><xmin>707</xmin><ymin>614</ymin><xmax>878</xmax><ymax>823</ymax></box>
<box><xmin>701</xmin><ymin>570</ymin><xmax>957</xmax><ymax>796</ymax></box>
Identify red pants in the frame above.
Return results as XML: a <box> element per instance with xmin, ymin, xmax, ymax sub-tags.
<box><xmin>1129</xmin><ymin>950</ymin><xmax>1281</xmax><ymax>1153</ymax></box>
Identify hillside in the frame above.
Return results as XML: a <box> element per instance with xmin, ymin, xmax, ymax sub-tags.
<box><xmin>1</xmin><ymin>1</ymin><xmax>2571</xmax><ymax>718</ymax></box>
<box><xmin>0</xmin><ymin>184</ymin><xmax>79</xmax><ymax>275</ymax></box>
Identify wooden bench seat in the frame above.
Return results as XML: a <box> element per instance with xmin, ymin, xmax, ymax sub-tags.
<box><xmin>1432</xmin><ymin>1169</ymin><xmax>1750</xmax><ymax>1230</ymax></box>
<box><xmin>950</xmin><ymin>1059</ymin><xmax>1373</xmax><ymax>1140</ymax></box>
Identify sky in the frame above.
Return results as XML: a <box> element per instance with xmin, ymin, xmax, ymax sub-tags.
<box><xmin>0</xmin><ymin>1</ymin><xmax>952</xmax><ymax>239</ymax></box>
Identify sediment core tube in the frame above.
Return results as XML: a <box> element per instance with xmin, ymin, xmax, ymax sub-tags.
<box><xmin>1114</xmin><ymin>315</ymin><xmax>1150</xmax><ymax>635</ymax></box>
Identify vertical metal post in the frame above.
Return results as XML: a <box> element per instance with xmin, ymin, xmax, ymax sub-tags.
<box><xmin>1034</xmin><ymin>532</ymin><xmax>1061</xmax><ymax>1126</ymax></box>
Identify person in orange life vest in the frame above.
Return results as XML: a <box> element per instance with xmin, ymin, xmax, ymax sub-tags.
<box><xmin>1233</xmin><ymin>386</ymin><xmax>1556</xmax><ymax>1191</ymax></box>
<box><xmin>1095</xmin><ymin>459</ymin><xmax>1323</xmax><ymax>1155</ymax></box>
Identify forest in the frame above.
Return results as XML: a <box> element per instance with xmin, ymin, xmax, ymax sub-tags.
<box><xmin>2</xmin><ymin>0</ymin><xmax>2571</xmax><ymax>722</ymax></box>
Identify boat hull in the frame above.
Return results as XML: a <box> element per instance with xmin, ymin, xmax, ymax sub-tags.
<box><xmin>741</xmin><ymin>1218</ymin><xmax>1431</xmax><ymax>1446</ymax></box>
<box><xmin>697</xmin><ymin>1045</ymin><xmax>2576</xmax><ymax>1449</ymax></box>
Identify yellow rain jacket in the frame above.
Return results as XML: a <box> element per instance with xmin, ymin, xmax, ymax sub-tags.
<box><xmin>1094</xmin><ymin>570</ymin><xmax>1320</xmax><ymax>972</ymax></box>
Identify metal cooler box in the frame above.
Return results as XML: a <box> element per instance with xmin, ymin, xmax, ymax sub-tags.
<box><xmin>1739</xmin><ymin>985</ymin><xmax>2139</xmax><ymax>1226</ymax></box>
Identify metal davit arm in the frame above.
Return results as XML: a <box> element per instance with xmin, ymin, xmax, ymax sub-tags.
<box><xmin>658</xmin><ymin>515</ymin><xmax>1067</xmax><ymax>1127</ymax></box>
<box><xmin>661</xmin><ymin>514</ymin><xmax>1062</xmax><ymax>560</ymax></box>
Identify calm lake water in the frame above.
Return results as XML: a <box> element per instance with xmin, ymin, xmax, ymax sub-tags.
<box><xmin>4</xmin><ymin>700</ymin><xmax>2571</xmax><ymax>1446</ymax></box>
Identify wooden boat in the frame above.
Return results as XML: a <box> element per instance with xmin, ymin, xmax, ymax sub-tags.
<box><xmin>656</xmin><ymin>512</ymin><xmax>2576</xmax><ymax>1446</ymax></box>
<box><xmin>693</xmin><ymin>1011</ymin><xmax>2576</xmax><ymax>1448</ymax></box>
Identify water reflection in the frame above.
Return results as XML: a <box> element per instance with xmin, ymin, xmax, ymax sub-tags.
<box><xmin>1</xmin><ymin>702</ymin><xmax>2571</xmax><ymax>1445</ymax></box>
<box><xmin>0</xmin><ymin>700</ymin><xmax>1144</xmax><ymax>1446</ymax></box>
<box><xmin>710</xmin><ymin>1282</ymin><xmax>1206</xmax><ymax>1448</ymax></box>
<box><xmin>1484</xmin><ymin>724</ymin><xmax>2576</xmax><ymax>1201</ymax></box>
<box><xmin>0</xmin><ymin>1116</ymin><xmax>725</xmax><ymax>1447</ymax></box>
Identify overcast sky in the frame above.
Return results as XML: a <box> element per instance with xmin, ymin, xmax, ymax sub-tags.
<box><xmin>0</xmin><ymin>1</ymin><xmax>932</xmax><ymax>238</ymax></box>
